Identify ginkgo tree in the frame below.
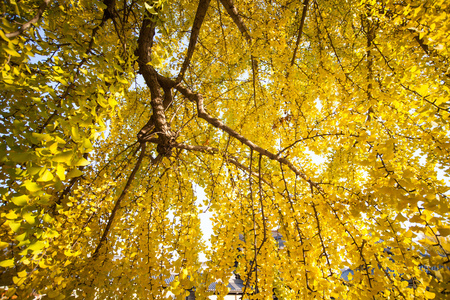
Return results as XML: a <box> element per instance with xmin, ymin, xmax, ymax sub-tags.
<box><xmin>1</xmin><ymin>0</ymin><xmax>449</xmax><ymax>298</ymax></box>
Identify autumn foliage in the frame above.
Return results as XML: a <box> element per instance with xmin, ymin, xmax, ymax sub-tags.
<box><xmin>0</xmin><ymin>0</ymin><xmax>449</xmax><ymax>298</ymax></box>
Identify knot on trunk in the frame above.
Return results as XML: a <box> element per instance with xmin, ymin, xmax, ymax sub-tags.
<box><xmin>156</xmin><ymin>131</ymin><xmax>176</xmax><ymax>157</ymax></box>
<box><xmin>156</xmin><ymin>143</ymin><xmax>173</xmax><ymax>157</ymax></box>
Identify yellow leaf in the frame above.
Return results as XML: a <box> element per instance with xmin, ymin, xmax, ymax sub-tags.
<box><xmin>74</xmin><ymin>157</ymin><xmax>90</xmax><ymax>167</ymax></box>
<box><xmin>438</xmin><ymin>227</ymin><xmax>450</xmax><ymax>237</ymax></box>
<box><xmin>67</xmin><ymin>168</ymin><xmax>83</xmax><ymax>178</ymax></box>
<box><xmin>17</xmin><ymin>270</ymin><xmax>27</xmax><ymax>278</ymax></box>
<box><xmin>3</xmin><ymin>46</ymin><xmax>20</xmax><ymax>57</ymax></box>
<box><xmin>28</xmin><ymin>241</ymin><xmax>45</xmax><ymax>252</ymax></box>
<box><xmin>15</xmin><ymin>232</ymin><xmax>26</xmax><ymax>241</ymax></box>
<box><xmin>47</xmin><ymin>290</ymin><xmax>60</xmax><ymax>298</ymax></box>
<box><xmin>11</xmin><ymin>195</ymin><xmax>28</xmax><ymax>206</ymax></box>
<box><xmin>171</xmin><ymin>280</ymin><xmax>180</xmax><ymax>289</ymax></box>
<box><xmin>8</xmin><ymin>221</ymin><xmax>21</xmax><ymax>232</ymax></box>
<box><xmin>0</xmin><ymin>29</ymin><xmax>10</xmax><ymax>42</ymax></box>
<box><xmin>56</xmin><ymin>164</ymin><xmax>66</xmax><ymax>180</ymax></box>
<box><xmin>0</xmin><ymin>259</ymin><xmax>14</xmax><ymax>268</ymax></box>
<box><xmin>0</xmin><ymin>241</ymin><xmax>9</xmax><ymax>249</ymax></box>
<box><xmin>5</xmin><ymin>211</ymin><xmax>18</xmax><ymax>219</ymax></box>
<box><xmin>52</xmin><ymin>151</ymin><xmax>73</xmax><ymax>163</ymax></box>
<box><xmin>22</xmin><ymin>212</ymin><xmax>35</xmax><ymax>225</ymax></box>
<box><xmin>180</xmin><ymin>268</ymin><xmax>188</xmax><ymax>279</ymax></box>
<box><xmin>24</xmin><ymin>181</ymin><xmax>41</xmax><ymax>192</ymax></box>
<box><xmin>37</xmin><ymin>170</ymin><xmax>54</xmax><ymax>182</ymax></box>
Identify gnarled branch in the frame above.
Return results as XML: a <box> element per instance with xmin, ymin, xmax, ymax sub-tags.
<box><xmin>137</xmin><ymin>16</ymin><xmax>175</xmax><ymax>155</ymax></box>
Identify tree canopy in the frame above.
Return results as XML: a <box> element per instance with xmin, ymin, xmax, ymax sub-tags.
<box><xmin>1</xmin><ymin>0</ymin><xmax>449</xmax><ymax>298</ymax></box>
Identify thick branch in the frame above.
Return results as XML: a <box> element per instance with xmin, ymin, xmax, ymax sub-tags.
<box><xmin>219</xmin><ymin>0</ymin><xmax>251</xmax><ymax>42</ymax></box>
<box><xmin>136</xmin><ymin>17</ymin><xmax>156</xmax><ymax>83</ymax></box>
<box><xmin>4</xmin><ymin>0</ymin><xmax>51</xmax><ymax>38</ymax></box>
<box><xmin>92</xmin><ymin>142</ymin><xmax>146</xmax><ymax>258</ymax></box>
<box><xmin>176</xmin><ymin>0</ymin><xmax>211</xmax><ymax>83</ymax></box>
<box><xmin>137</xmin><ymin>17</ymin><xmax>175</xmax><ymax>155</ymax></box>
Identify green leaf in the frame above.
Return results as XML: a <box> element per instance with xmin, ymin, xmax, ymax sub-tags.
<box><xmin>9</xmin><ymin>151</ymin><xmax>34</xmax><ymax>163</ymax></box>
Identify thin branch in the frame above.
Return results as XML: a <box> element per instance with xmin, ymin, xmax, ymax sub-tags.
<box><xmin>311</xmin><ymin>202</ymin><xmax>333</xmax><ymax>277</ymax></box>
<box><xmin>4</xmin><ymin>0</ymin><xmax>52</xmax><ymax>39</ymax></box>
<box><xmin>173</xmin><ymin>143</ymin><xmax>272</xmax><ymax>186</ymax></box>
<box><xmin>219</xmin><ymin>0</ymin><xmax>258</xmax><ymax>105</ymax></box>
<box><xmin>277</xmin><ymin>132</ymin><xmax>346</xmax><ymax>156</ymax></box>
<box><xmin>290</xmin><ymin>0</ymin><xmax>310</xmax><ymax>67</ymax></box>
<box><xmin>92</xmin><ymin>142</ymin><xmax>146</xmax><ymax>258</ymax></box>
<box><xmin>37</xmin><ymin>0</ymin><xmax>115</xmax><ymax>133</ymax></box>
<box><xmin>373</xmin><ymin>254</ymin><xmax>407</xmax><ymax>299</ymax></box>
<box><xmin>176</xmin><ymin>0</ymin><xmax>211</xmax><ymax>83</ymax></box>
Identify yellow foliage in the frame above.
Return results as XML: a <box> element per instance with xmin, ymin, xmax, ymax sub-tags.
<box><xmin>0</xmin><ymin>0</ymin><xmax>449</xmax><ymax>299</ymax></box>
